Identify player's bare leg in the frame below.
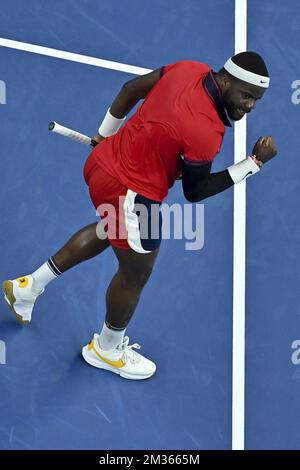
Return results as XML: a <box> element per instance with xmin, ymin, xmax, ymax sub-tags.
<box><xmin>105</xmin><ymin>246</ymin><xmax>159</xmax><ymax>329</ymax></box>
<box><xmin>3</xmin><ymin>222</ymin><xmax>109</xmax><ymax>324</ymax></box>
<box><xmin>51</xmin><ymin>222</ymin><xmax>109</xmax><ymax>272</ymax></box>
<box><xmin>82</xmin><ymin>246</ymin><xmax>159</xmax><ymax>380</ymax></box>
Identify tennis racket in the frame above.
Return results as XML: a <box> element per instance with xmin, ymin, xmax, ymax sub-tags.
<box><xmin>48</xmin><ymin>121</ymin><xmax>98</xmax><ymax>147</ymax></box>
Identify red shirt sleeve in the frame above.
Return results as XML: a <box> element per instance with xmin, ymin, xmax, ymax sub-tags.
<box><xmin>162</xmin><ymin>63</ymin><xmax>177</xmax><ymax>75</ymax></box>
<box><xmin>162</xmin><ymin>61</ymin><xmax>204</xmax><ymax>76</ymax></box>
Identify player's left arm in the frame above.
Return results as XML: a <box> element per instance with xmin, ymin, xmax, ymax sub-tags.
<box><xmin>182</xmin><ymin>161</ymin><xmax>234</xmax><ymax>202</ymax></box>
<box><xmin>182</xmin><ymin>136</ymin><xmax>277</xmax><ymax>202</ymax></box>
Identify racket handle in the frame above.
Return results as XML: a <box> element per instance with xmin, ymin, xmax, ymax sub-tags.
<box><xmin>49</xmin><ymin>121</ymin><xmax>97</xmax><ymax>147</ymax></box>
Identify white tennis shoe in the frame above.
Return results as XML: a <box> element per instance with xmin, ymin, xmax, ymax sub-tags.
<box><xmin>82</xmin><ymin>334</ymin><xmax>156</xmax><ymax>380</ymax></box>
<box><xmin>2</xmin><ymin>275</ymin><xmax>44</xmax><ymax>324</ymax></box>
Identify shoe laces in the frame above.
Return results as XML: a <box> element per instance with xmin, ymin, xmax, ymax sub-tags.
<box><xmin>117</xmin><ymin>336</ymin><xmax>142</xmax><ymax>364</ymax></box>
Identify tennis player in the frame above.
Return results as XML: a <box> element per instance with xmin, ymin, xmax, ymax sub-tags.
<box><xmin>3</xmin><ymin>51</ymin><xmax>277</xmax><ymax>380</ymax></box>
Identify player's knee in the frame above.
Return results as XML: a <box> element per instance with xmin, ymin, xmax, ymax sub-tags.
<box><xmin>120</xmin><ymin>265</ymin><xmax>153</xmax><ymax>290</ymax></box>
<box><xmin>137</xmin><ymin>266</ymin><xmax>153</xmax><ymax>288</ymax></box>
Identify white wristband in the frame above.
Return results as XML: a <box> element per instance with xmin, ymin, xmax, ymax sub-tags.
<box><xmin>98</xmin><ymin>108</ymin><xmax>126</xmax><ymax>137</ymax></box>
<box><xmin>227</xmin><ymin>156</ymin><xmax>260</xmax><ymax>184</ymax></box>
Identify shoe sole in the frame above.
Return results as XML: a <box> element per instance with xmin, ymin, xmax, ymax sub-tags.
<box><xmin>81</xmin><ymin>346</ymin><xmax>155</xmax><ymax>380</ymax></box>
<box><xmin>2</xmin><ymin>281</ymin><xmax>30</xmax><ymax>325</ymax></box>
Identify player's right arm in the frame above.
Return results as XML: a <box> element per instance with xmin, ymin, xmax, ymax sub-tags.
<box><xmin>93</xmin><ymin>67</ymin><xmax>164</xmax><ymax>143</ymax></box>
<box><xmin>111</xmin><ymin>67</ymin><xmax>164</xmax><ymax>117</ymax></box>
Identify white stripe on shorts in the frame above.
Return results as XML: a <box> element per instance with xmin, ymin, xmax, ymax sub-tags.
<box><xmin>123</xmin><ymin>189</ymin><xmax>152</xmax><ymax>254</ymax></box>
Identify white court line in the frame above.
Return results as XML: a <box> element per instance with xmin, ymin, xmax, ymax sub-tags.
<box><xmin>0</xmin><ymin>37</ymin><xmax>151</xmax><ymax>75</ymax></box>
<box><xmin>232</xmin><ymin>0</ymin><xmax>247</xmax><ymax>451</ymax></box>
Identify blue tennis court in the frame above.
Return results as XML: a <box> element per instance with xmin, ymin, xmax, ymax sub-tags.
<box><xmin>0</xmin><ymin>0</ymin><xmax>299</xmax><ymax>450</ymax></box>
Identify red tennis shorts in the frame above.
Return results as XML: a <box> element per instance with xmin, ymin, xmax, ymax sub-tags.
<box><xmin>83</xmin><ymin>151</ymin><xmax>162</xmax><ymax>253</ymax></box>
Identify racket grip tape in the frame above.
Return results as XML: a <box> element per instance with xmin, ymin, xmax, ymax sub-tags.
<box><xmin>48</xmin><ymin>121</ymin><xmax>97</xmax><ymax>146</ymax></box>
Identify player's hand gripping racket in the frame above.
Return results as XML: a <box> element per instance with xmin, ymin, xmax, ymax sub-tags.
<box><xmin>48</xmin><ymin>121</ymin><xmax>99</xmax><ymax>147</ymax></box>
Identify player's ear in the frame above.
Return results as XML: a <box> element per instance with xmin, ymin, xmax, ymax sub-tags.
<box><xmin>222</xmin><ymin>72</ymin><xmax>232</xmax><ymax>90</ymax></box>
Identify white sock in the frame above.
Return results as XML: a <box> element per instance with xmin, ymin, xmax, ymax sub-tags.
<box><xmin>98</xmin><ymin>322</ymin><xmax>126</xmax><ymax>351</ymax></box>
<box><xmin>31</xmin><ymin>258</ymin><xmax>62</xmax><ymax>294</ymax></box>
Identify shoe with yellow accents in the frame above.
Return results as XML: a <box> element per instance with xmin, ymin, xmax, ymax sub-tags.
<box><xmin>2</xmin><ymin>275</ymin><xmax>44</xmax><ymax>325</ymax></box>
<box><xmin>82</xmin><ymin>334</ymin><xmax>156</xmax><ymax>380</ymax></box>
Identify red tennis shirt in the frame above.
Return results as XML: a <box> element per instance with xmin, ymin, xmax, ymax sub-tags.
<box><xmin>92</xmin><ymin>60</ymin><xmax>231</xmax><ymax>202</ymax></box>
